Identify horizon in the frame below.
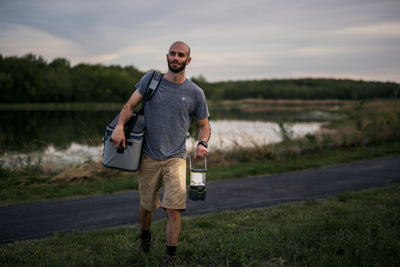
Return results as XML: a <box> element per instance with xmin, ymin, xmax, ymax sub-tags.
<box><xmin>2</xmin><ymin>52</ymin><xmax>398</xmax><ymax>85</ymax></box>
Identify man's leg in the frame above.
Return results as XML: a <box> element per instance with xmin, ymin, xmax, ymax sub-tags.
<box><xmin>166</xmin><ymin>209</ymin><xmax>181</xmax><ymax>245</ymax></box>
<box><xmin>139</xmin><ymin>206</ymin><xmax>154</xmax><ymax>252</ymax></box>
<box><xmin>161</xmin><ymin>157</ymin><xmax>186</xmax><ymax>265</ymax></box>
<box><xmin>163</xmin><ymin>209</ymin><xmax>181</xmax><ymax>265</ymax></box>
<box><xmin>139</xmin><ymin>206</ymin><xmax>153</xmax><ymax>230</ymax></box>
<box><xmin>138</xmin><ymin>154</ymin><xmax>162</xmax><ymax>252</ymax></box>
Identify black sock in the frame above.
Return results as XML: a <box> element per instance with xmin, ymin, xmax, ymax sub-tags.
<box><xmin>166</xmin><ymin>244</ymin><xmax>177</xmax><ymax>257</ymax></box>
<box><xmin>140</xmin><ymin>229</ymin><xmax>151</xmax><ymax>240</ymax></box>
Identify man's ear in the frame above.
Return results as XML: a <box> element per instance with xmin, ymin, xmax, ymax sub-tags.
<box><xmin>186</xmin><ymin>56</ymin><xmax>192</xmax><ymax>65</ymax></box>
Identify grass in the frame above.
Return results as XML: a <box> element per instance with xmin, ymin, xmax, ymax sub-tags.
<box><xmin>1</xmin><ymin>184</ymin><xmax>399</xmax><ymax>266</ymax></box>
<box><xmin>1</xmin><ymin>141</ymin><xmax>400</xmax><ymax>206</ymax></box>
<box><xmin>0</xmin><ymin>100</ymin><xmax>400</xmax><ymax>205</ymax></box>
<box><xmin>1</xmin><ymin>98</ymin><xmax>400</xmax><ymax>206</ymax></box>
<box><xmin>0</xmin><ymin>99</ymin><xmax>399</xmax><ymax>205</ymax></box>
<box><xmin>209</xmin><ymin>141</ymin><xmax>400</xmax><ymax>181</ymax></box>
<box><xmin>0</xmin><ymin>165</ymin><xmax>139</xmax><ymax>206</ymax></box>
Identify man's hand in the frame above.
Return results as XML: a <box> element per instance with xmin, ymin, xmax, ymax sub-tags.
<box><xmin>111</xmin><ymin>125</ymin><xmax>126</xmax><ymax>148</ymax></box>
<box><xmin>195</xmin><ymin>143</ymin><xmax>208</xmax><ymax>158</ymax></box>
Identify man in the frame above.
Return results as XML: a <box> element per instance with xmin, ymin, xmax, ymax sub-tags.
<box><xmin>111</xmin><ymin>41</ymin><xmax>211</xmax><ymax>265</ymax></box>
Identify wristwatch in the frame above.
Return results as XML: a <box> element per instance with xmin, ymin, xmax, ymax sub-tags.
<box><xmin>197</xmin><ymin>141</ymin><xmax>208</xmax><ymax>148</ymax></box>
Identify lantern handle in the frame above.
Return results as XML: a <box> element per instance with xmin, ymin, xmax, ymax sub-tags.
<box><xmin>189</xmin><ymin>154</ymin><xmax>207</xmax><ymax>171</ymax></box>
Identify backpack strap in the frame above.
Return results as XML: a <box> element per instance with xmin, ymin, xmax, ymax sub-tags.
<box><xmin>124</xmin><ymin>71</ymin><xmax>163</xmax><ymax>139</ymax></box>
<box><xmin>139</xmin><ymin>71</ymin><xmax>163</xmax><ymax>115</ymax></box>
<box><xmin>143</xmin><ymin>71</ymin><xmax>163</xmax><ymax>101</ymax></box>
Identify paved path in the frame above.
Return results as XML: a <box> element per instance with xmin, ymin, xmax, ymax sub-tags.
<box><xmin>1</xmin><ymin>156</ymin><xmax>399</xmax><ymax>244</ymax></box>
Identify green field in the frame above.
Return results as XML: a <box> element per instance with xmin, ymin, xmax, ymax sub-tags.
<box><xmin>1</xmin><ymin>184</ymin><xmax>399</xmax><ymax>266</ymax></box>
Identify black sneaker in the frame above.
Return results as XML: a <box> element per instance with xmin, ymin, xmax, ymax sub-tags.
<box><xmin>163</xmin><ymin>255</ymin><xmax>177</xmax><ymax>267</ymax></box>
<box><xmin>140</xmin><ymin>233</ymin><xmax>152</xmax><ymax>253</ymax></box>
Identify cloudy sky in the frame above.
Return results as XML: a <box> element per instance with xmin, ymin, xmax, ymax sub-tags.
<box><xmin>1</xmin><ymin>0</ymin><xmax>399</xmax><ymax>83</ymax></box>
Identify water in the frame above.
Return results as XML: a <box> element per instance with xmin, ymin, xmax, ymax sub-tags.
<box><xmin>195</xmin><ymin>120</ymin><xmax>323</xmax><ymax>151</ymax></box>
<box><xmin>1</xmin><ymin>142</ymin><xmax>103</xmax><ymax>169</ymax></box>
<box><xmin>0</xmin><ymin>120</ymin><xmax>323</xmax><ymax>169</ymax></box>
<box><xmin>0</xmin><ymin>104</ymin><xmax>342</xmax><ymax>169</ymax></box>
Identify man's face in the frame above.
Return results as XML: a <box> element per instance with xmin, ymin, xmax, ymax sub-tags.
<box><xmin>167</xmin><ymin>45</ymin><xmax>190</xmax><ymax>73</ymax></box>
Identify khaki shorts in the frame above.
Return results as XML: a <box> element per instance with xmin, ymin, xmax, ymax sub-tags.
<box><xmin>139</xmin><ymin>154</ymin><xmax>187</xmax><ymax>211</ymax></box>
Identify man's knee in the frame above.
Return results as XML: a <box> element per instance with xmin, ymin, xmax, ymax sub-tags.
<box><xmin>166</xmin><ymin>209</ymin><xmax>181</xmax><ymax>219</ymax></box>
<box><xmin>140</xmin><ymin>206</ymin><xmax>152</xmax><ymax>214</ymax></box>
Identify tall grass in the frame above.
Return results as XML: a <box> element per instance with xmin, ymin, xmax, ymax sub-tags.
<box><xmin>206</xmin><ymin>99</ymin><xmax>400</xmax><ymax>167</ymax></box>
<box><xmin>1</xmin><ymin>100</ymin><xmax>399</xmax><ymax>205</ymax></box>
<box><xmin>1</xmin><ymin>141</ymin><xmax>400</xmax><ymax>206</ymax></box>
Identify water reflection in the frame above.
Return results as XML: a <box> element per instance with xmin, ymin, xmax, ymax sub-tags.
<box><xmin>1</xmin><ymin>106</ymin><xmax>341</xmax><ymax>168</ymax></box>
<box><xmin>193</xmin><ymin>120</ymin><xmax>323</xmax><ymax>151</ymax></box>
<box><xmin>0</xmin><ymin>110</ymin><xmax>115</xmax><ymax>153</ymax></box>
<box><xmin>0</xmin><ymin>108</ymin><xmax>339</xmax><ymax>153</ymax></box>
<box><xmin>1</xmin><ymin>120</ymin><xmax>323</xmax><ymax>169</ymax></box>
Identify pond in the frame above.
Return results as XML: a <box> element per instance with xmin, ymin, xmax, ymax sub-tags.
<box><xmin>0</xmin><ymin>102</ymin><xmax>345</xmax><ymax>169</ymax></box>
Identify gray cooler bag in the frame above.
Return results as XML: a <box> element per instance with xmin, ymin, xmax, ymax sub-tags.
<box><xmin>102</xmin><ymin>71</ymin><xmax>162</xmax><ymax>172</ymax></box>
<box><xmin>102</xmin><ymin>113</ymin><xmax>144</xmax><ymax>172</ymax></box>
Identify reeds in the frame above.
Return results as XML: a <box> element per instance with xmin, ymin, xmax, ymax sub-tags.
<box><xmin>1</xmin><ymin>100</ymin><xmax>399</xmax><ymax>205</ymax></box>
<box><xmin>205</xmin><ymin>100</ymin><xmax>400</xmax><ymax>167</ymax></box>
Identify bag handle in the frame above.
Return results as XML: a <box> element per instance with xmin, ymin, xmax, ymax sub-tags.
<box><xmin>123</xmin><ymin>113</ymin><xmax>139</xmax><ymax>140</ymax></box>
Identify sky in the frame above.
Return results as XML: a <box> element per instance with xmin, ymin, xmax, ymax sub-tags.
<box><xmin>1</xmin><ymin>0</ymin><xmax>400</xmax><ymax>83</ymax></box>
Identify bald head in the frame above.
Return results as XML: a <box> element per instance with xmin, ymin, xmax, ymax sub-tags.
<box><xmin>169</xmin><ymin>41</ymin><xmax>191</xmax><ymax>57</ymax></box>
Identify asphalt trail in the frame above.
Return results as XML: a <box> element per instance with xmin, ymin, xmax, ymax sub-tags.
<box><xmin>1</xmin><ymin>156</ymin><xmax>399</xmax><ymax>244</ymax></box>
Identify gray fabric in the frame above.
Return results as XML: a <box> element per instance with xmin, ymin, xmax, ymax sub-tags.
<box><xmin>136</xmin><ymin>72</ymin><xmax>209</xmax><ymax>160</ymax></box>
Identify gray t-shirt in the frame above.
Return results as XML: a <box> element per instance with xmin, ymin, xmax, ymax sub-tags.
<box><xmin>136</xmin><ymin>72</ymin><xmax>209</xmax><ymax>160</ymax></box>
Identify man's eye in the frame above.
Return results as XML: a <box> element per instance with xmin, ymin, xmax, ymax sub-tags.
<box><xmin>178</xmin><ymin>53</ymin><xmax>185</xmax><ymax>57</ymax></box>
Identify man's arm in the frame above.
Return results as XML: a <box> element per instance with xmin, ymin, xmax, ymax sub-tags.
<box><xmin>195</xmin><ymin>117</ymin><xmax>211</xmax><ymax>158</ymax></box>
<box><xmin>111</xmin><ymin>89</ymin><xmax>143</xmax><ymax>148</ymax></box>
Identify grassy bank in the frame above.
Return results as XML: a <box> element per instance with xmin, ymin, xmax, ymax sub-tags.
<box><xmin>1</xmin><ymin>99</ymin><xmax>399</xmax><ymax>206</ymax></box>
<box><xmin>1</xmin><ymin>184</ymin><xmax>399</xmax><ymax>266</ymax></box>
<box><xmin>1</xmin><ymin>141</ymin><xmax>400</xmax><ymax>206</ymax></box>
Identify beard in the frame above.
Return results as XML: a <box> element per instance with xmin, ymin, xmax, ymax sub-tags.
<box><xmin>168</xmin><ymin>59</ymin><xmax>188</xmax><ymax>73</ymax></box>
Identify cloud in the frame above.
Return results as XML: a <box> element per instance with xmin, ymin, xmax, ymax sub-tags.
<box><xmin>0</xmin><ymin>23</ymin><xmax>124</xmax><ymax>65</ymax></box>
<box><xmin>0</xmin><ymin>0</ymin><xmax>399</xmax><ymax>82</ymax></box>
<box><xmin>334</xmin><ymin>21</ymin><xmax>400</xmax><ymax>38</ymax></box>
<box><xmin>0</xmin><ymin>24</ymin><xmax>81</xmax><ymax>58</ymax></box>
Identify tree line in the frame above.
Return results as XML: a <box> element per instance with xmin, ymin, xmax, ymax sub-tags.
<box><xmin>0</xmin><ymin>54</ymin><xmax>144</xmax><ymax>103</ymax></box>
<box><xmin>195</xmin><ymin>77</ymin><xmax>399</xmax><ymax>101</ymax></box>
<box><xmin>1</xmin><ymin>53</ymin><xmax>398</xmax><ymax>103</ymax></box>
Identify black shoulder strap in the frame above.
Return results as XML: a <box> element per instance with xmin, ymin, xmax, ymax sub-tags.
<box><xmin>144</xmin><ymin>71</ymin><xmax>163</xmax><ymax>101</ymax></box>
<box><xmin>124</xmin><ymin>71</ymin><xmax>163</xmax><ymax>139</ymax></box>
<box><xmin>139</xmin><ymin>71</ymin><xmax>163</xmax><ymax>115</ymax></box>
